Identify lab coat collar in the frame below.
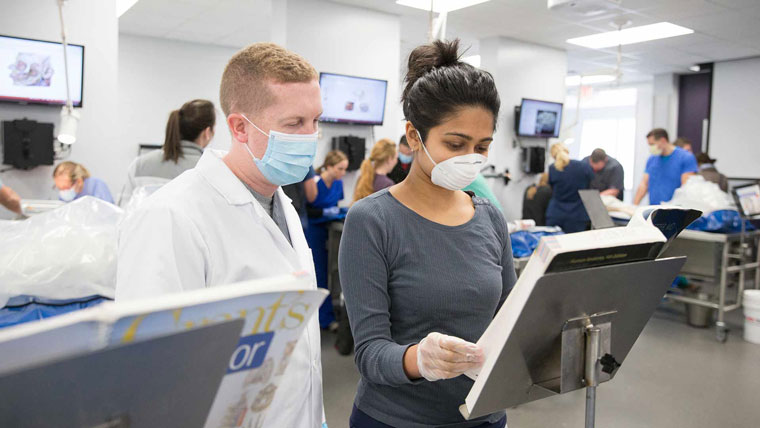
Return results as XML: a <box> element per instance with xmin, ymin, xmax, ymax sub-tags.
<box><xmin>195</xmin><ymin>149</ymin><xmax>293</xmax><ymax>209</ymax></box>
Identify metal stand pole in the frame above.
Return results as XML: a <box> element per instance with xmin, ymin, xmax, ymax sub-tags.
<box><xmin>585</xmin><ymin>386</ymin><xmax>596</xmax><ymax>428</ymax></box>
<box><xmin>585</xmin><ymin>326</ymin><xmax>601</xmax><ymax>428</ymax></box>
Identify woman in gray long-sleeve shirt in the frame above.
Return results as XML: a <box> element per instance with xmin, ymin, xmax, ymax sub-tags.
<box><xmin>339</xmin><ymin>39</ymin><xmax>517</xmax><ymax>428</ymax></box>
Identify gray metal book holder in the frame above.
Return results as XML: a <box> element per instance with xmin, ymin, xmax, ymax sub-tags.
<box><xmin>462</xmin><ymin>257</ymin><xmax>686</xmax><ymax>428</ymax></box>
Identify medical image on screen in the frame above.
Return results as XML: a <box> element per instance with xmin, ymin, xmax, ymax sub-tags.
<box><xmin>518</xmin><ymin>99</ymin><xmax>563</xmax><ymax>138</ymax></box>
<box><xmin>8</xmin><ymin>53</ymin><xmax>54</xmax><ymax>87</ymax></box>
<box><xmin>535</xmin><ymin>110</ymin><xmax>558</xmax><ymax>135</ymax></box>
<box><xmin>320</xmin><ymin>73</ymin><xmax>387</xmax><ymax>125</ymax></box>
<box><xmin>0</xmin><ymin>36</ymin><xmax>83</xmax><ymax>106</ymax></box>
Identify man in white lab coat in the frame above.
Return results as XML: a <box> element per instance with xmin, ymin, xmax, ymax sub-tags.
<box><xmin>116</xmin><ymin>43</ymin><xmax>324</xmax><ymax>428</ymax></box>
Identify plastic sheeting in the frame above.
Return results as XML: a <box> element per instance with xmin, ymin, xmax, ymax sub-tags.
<box><xmin>686</xmin><ymin>209</ymin><xmax>756</xmax><ymax>234</ymax></box>
<box><xmin>0</xmin><ymin>197</ymin><xmax>123</xmax><ymax>301</ymax></box>
<box><xmin>667</xmin><ymin>175</ymin><xmax>735</xmax><ymax>214</ymax></box>
<box><xmin>510</xmin><ymin>227</ymin><xmax>564</xmax><ymax>258</ymax></box>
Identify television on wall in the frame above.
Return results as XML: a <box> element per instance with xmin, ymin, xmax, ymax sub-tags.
<box><xmin>516</xmin><ymin>98</ymin><xmax>563</xmax><ymax>138</ymax></box>
<box><xmin>0</xmin><ymin>34</ymin><xmax>84</xmax><ymax>107</ymax></box>
<box><xmin>319</xmin><ymin>72</ymin><xmax>387</xmax><ymax>126</ymax></box>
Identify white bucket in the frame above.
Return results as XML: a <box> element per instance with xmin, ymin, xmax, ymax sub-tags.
<box><xmin>743</xmin><ymin>290</ymin><xmax>760</xmax><ymax>344</ymax></box>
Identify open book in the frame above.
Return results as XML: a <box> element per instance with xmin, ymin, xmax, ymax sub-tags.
<box><xmin>0</xmin><ymin>274</ymin><xmax>327</xmax><ymax>428</ymax></box>
<box><xmin>461</xmin><ymin>207</ymin><xmax>699</xmax><ymax>418</ymax></box>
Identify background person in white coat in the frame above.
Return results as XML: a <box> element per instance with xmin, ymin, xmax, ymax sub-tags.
<box><xmin>116</xmin><ymin>43</ymin><xmax>325</xmax><ymax>428</ymax></box>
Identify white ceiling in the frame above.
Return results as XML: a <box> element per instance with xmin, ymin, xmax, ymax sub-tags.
<box><xmin>120</xmin><ymin>0</ymin><xmax>760</xmax><ymax>80</ymax></box>
<box><xmin>119</xmin><ymin>0</ymin><xmax>275</xmax><ymax>47</ymax></box>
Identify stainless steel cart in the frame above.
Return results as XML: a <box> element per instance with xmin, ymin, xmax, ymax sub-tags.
<box><xmin>661</xmin><ymin>228</ymin><xmax>760</xmax><ymax>342</ymax></box>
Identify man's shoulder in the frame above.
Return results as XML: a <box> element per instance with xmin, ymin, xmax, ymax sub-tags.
<box><xmin>138</xmin><ymin>170</ymin><xmax>214</xmax><ymax>214</ymax></box>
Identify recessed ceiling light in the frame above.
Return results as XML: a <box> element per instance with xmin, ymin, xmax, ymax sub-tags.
<box><xmin>565</xmin><ymin>74</ymin><xmax>617</xmax><ymax>86</ymax></box>
<box><xmin>462</xmin><ymin>55</ymin><xmax>481</xmax><ymax>68</ymax></box>
<box><xmin>689</xmin><ymin>65</ymin><xmax>701</xmax><ymax>72</ymax></box>
<box><xmin>395</xmin><ymin>0</ymin><xmax>490</xmax><ymax>13</ymax></box>
<box><xmin>567</xmin><ymin>22</ymin><xmax>693</xmax><ymax>49</ymax></box>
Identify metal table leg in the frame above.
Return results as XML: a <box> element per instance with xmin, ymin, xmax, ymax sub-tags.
<box><xmin>716</xmin><ymin>241</ymin><xmax>730</xmax><ymax>342</ymax></box>
<box><xmin>585</xmin><ymin>326</ymin><xmax>601</xmax><ymax>428</ymax></box>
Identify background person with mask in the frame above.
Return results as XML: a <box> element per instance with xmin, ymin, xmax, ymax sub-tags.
<box><xmin>388</xmin><ymin>134</ymin><xmax>413</xmax><ymax>184</ymax></box>
<box><xmin>582</xmin><ymin>148</ymin><xmax>624</xmax><ymax>200</ymax></box>
<box><xmin>545</xmin><ymin>142</ymin><xmax>593</xmax><ymax>233</ymax></box>
<box><xmin>116</xmin><ymin>42</ymin><xmax>324</xmax><ymax>428</ymax></box>
<box><xmin>121</xmin><ymin>99</ymin><xmax>215</xmax><ymax>203</ymax></box>
<box><xmin>339</xmin><ymin>39</ymin><xmax>515</xmax><ymax>428</ymax></box>
<box><xmin>53</xmin><ymin>161</ymin><xmax>114</xmax><ymax>204</ymax></box>
<box><xmin>634</xmin><ymin>128</ymin><xmax>698</xmax><ymax>205</ymax></box>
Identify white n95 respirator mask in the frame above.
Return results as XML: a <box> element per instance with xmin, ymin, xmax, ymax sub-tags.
<box><xmin>417</xmin><ymin>130</ymin><xmax>486</xmax><ymax>191</ymax></box>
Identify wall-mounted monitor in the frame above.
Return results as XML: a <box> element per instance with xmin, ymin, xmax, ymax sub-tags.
<box><xmin>319</xmin><ymin>72</ymin><xmax>387</xmax><ymax>126</ymax></box>
<box><xmin>0</xmin><ymin>34</ymin><xmax>84</xmax><ymax>107</ymax></box>
<box><xmin>517</xmin><ymin>98</ymin><xmax>563</xmax><ymax>138</ymax></box>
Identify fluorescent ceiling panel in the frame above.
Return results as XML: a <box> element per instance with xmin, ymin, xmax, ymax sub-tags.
<box><xmin>567</xmin><ymin>22</ymin><xmax>694</xmax><ymax>49</ymax></box>
<box><xmin>395</xmin><ymin>0</ymin><xmax>490</xmax><ymax>13</ymax></box>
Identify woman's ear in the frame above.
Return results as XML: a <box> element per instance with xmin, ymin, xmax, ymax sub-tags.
<box><xmin>75</xmin><ymin>178</ymin><xmax>85</xmax><ymax>193</ymax></box>
<box><xmin>405</xmin><ymin>122</ymin><xmax>422</xmax><ymax>152</ymax></box>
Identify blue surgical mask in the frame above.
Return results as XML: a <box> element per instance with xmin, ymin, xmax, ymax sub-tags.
<box><xmin>59</xmin><ymin>188</ymin><xmax>77</xmax><ymax>202</ymax></box>
<box><xmin>398</xmin><ymin>152</ymin><xmax>413</xmax><ymax>164</ymax></box>
<box><xmin>240</xmin><ymin>114</ymin><xmax>318</xmax><ymax>186</ymax></box>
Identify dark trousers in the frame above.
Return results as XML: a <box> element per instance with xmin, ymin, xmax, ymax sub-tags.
<box><xmin>349</xmin><ymin>405</ymin><xmax>507</xmax><ymax>428</ymax></box>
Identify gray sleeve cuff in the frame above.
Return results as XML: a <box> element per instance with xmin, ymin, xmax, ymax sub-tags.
<box><xmin>387</xmin><ymin>343</ymin><xmax>425</xmax><ymax>386</ymax></box>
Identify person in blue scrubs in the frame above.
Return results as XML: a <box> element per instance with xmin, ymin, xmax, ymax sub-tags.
<box><xmin>53</xmin><ymin>161</ymin><xmax>114</xmax><ymax>204</ymax></box>
<box><xmin>634</xmin><ymin>128</ymin><xmax>698</xmax><ymax>205</ymax></box>
<box><xmin>546</xmin><ymin>142</ymin><xmax>593</xmax><ymax>233</ymax></box>
<box><xmin>305</xmin><ymin>150</ymin><xmax>348</xmax><ymax>329</ymax></box>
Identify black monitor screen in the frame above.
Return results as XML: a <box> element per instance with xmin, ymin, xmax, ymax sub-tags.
<box><xmin>2</xmin><ymin>119</ymin><xmax>54</xmax><ymax>169</ymax></box>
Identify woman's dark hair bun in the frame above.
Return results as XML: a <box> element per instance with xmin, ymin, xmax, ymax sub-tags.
<box><xmin>401</xmin><ymin>38</ymin><xmax>500</xmax><ymax>141</ymax></box>
<box><xmin>403</xmin><ymin>39</ymin><xmax>461</xmax><ymax>101</ymax></box>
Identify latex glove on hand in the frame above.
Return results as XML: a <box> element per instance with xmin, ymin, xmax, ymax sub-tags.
<box><xmin>416</xmin><ymin>332</ymin><xmax>484</xmax><ymax>381</ymax></box>
<box><xmin>323</xmin><ymin>206</ymin><xmax>341</xmax><ymax>217</ymax></box>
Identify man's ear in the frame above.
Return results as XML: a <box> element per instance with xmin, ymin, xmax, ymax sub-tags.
<box><xmin>227</xmin><ymin>114</ymin><xmax>249</xmax><ymax>144</ymax></box>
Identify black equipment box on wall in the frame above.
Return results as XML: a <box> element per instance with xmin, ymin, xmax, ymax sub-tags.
<box><xmin>2</xmin><ymin>119</ymin><xmax>55</xmax><ymax>169</ymax></box>
<box><xmin>521</xmin><ymin>146</ymin><xmax>546</xmax><ymax>175</ymax></box>
<box><xmin>332</xmin><ymin>135</ymin><xmax>366</xmax><ymax>171</ymax></box>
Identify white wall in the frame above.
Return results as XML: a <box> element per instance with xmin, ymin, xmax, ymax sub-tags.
<box><xmin>480</xmin><ymin>36</ymin><xmax>567</xmax><ymax>220</ymax></box>
<box><xmin>286</xmin><ymin>0</ymin><xmax>402</xmax><ymax>203</ymax></box>
<box><xmin>652</xmin><ymin>73</ymin><xmax>679</xmax><ymax>138</ymax></box>
<box><xmin>0</xmin><ymin>0</ymin><xmax>118</xmax><ymax>218</ymax></box>
<box><xmin>118</xmin><ymin>34</ymin><xmax>239</xmax><ymax>159</ymax></box>
<box><xmin>632</xmin><ymin>82</ymin><xmax>654</xmax><ymax>203</ymax></box>
<box><xmin>709</xmin><ymin>56</ymin><xmax>760</xmax><ymax>178</ymax></box>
